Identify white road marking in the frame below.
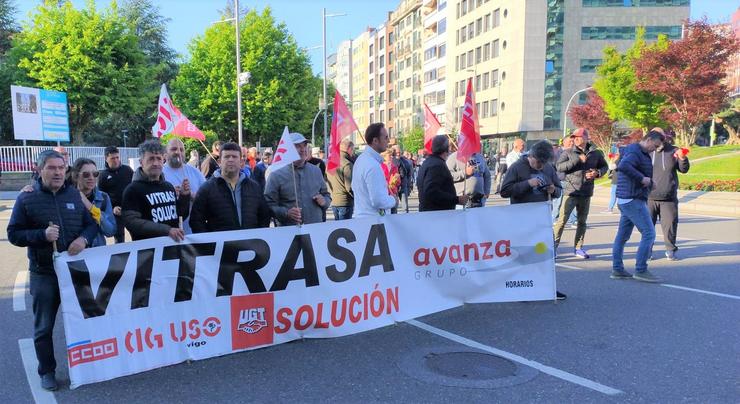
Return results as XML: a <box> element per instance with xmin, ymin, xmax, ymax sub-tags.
<box><xmin>555</xmin><ymin>263</ymin><xmax>583</xmax><ymax>270</ymax></box>
<box><xmin>660</xmin><ymin>284</ymin><xmax>740</xmax><ymax>300</ymax></box>
<box><xmin>13</xmin><ymin>271</ymin><xmax>29</xmax><ymax>312</ymax></box>
<box><xmin>18</xmin><ymin>338</ymin><xmax>58</xmax><ymax>404</ymax></box>
<box><xmin>407</xmin><ymin>319</ymin><xmax>623</xmax><ymax>396</ymax></box>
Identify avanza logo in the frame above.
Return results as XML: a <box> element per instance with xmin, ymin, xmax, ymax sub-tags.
<box><xmin>230</xmin><ymin>294</ymin><xmax>274</xmax><ymax>350</ymax></box>
<box><xmin>238</xmin><ymin>308</ymin><xmax>267</xmax><ymax>334</ymax></box>
<box><xmin>68</xmin><ymin>338</ymin><xmax>118</xmax><ymax>367</ymax></box>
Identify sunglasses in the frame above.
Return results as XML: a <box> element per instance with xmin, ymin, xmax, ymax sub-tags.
<box><xmin>81</xmin><ymin>171</ymin><xmax>100</xmax><ymax>179</ymax></box>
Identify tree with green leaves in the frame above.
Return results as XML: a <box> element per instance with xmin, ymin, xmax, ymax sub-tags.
<box><xmin>0</xmin><ymin>0</ymin><xmax>18</xmax><ymax>141</ymax></box>
<box><xmin>172</xmin><ymin>7</ymin><xmax>322</xmax><ymax>146</ymax></box>
<box><xmin>593</xmin><ymin>27</ymin><xmax>668</xmax><ymax>132</ymax></box>
<box><xmin>716</xmin><ymin>98</ymin><xmax>740</xmax><ymax>145</ymax></box>
<box><xmin>87</xmin><ymin>0</ymin><xmax>179</xmax><ymax>146</ymax></box>
<box><xmin>7</xmin><ymin>0</ymin><xmax>152</xmax><ymax>144</ymax></box>
<box><xmin>634</xmin><ymin>20</ymin><xmax>739</xmax><ymax>146</ymax></box>
<box><xmin>0</xmin><ymin>0</ymin><xmax>17</xmax><ymax>54</ymax></box>
<box><xmin>399</xmin><ymin>126</ymin><xmax>424</xmax><ymax>154</ymax></box>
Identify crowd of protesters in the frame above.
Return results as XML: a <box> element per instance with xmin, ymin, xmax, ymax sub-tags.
<box><xmin>7</xmin><ymin>121</ymin><xmax>689</xmax><ymax>391</ymax></box>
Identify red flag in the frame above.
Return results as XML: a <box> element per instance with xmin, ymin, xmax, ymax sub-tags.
<box><xmin>456</xmin><ymin>78</ymin><xmax>480</xmax><ymax>162</ymax></box>
<box><xmin>327</xmin><ymin>91</ymin><xmax>358</xmax><ymax>174</ymax></box>
<box><xmin>423</xmin><ymin>103</ymin><xmax>441</xmax><ymax>154</ymax></box>
<box><xmin>152</xmin><ymin>84</ymin><xmax>205</xmax><ymax>141</ymax></box>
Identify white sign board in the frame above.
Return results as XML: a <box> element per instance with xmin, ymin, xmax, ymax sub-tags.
<box><xmin>10</xmin><ymin>85</ymin><xmax>70</xmax><ymax>142</ymax></box>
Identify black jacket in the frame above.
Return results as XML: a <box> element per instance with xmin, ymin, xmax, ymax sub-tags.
<box><xmin>200</xmin><ymin>155</ymin><xmax>219</xmax><ymax>179</ymax></box>
<box><xmin>417</xmin><ymin>154</ymin><xmax>458</xmax><ymax>211</ymax></box>
<box><xmin>500</xmin><ymin>155</ymin><xmax>561</xmax><ymax>204</ymax></box>
<box><xmin>7</xmin><ymin>180</ymin><xmax>98</xmax><ymax>274</ymax></box>
<box><xmin>122</xmin><ymin>168</ymin><xmax>191</xmax><ymax>241</ymax></box>
<box><xmin>98</xmin><ymin>163</ymin><xmax>134</xmax><ymax>208</ymax></box>
<box><xmin>556</xmin><ymin>143</ymin><xmax>608</xmax><ymax>197</ymax></box>
<box><xmin>189</xmin><ymin>173</ymin><xmax>271</xmax><ymax>233</ymax></box>
<box><xmin>649</xmin><ymin>143</ymin><xmax>690</xmax><ymax>201</ymax></box>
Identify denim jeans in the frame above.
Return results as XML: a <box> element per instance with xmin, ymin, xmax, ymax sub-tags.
<box><xmin>29</xmin><ymin>271</ymin><xmax>61</xmax><ymax>375</ymax></box>
<box><xmin>613</xmin><ymin>199</ymin><xmax>656</xmax><ymax>273</ymax></box>
<box><xmin>332</xmin><ymin>206</ymin><xmax>353</xmax><ymax>220</ymax></box>
<box><xmin>608</xmin><ymin>184</ymin><xmax>618</xmax><ymax>211</ymax></box>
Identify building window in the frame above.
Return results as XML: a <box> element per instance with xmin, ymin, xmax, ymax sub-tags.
<box><xmin>439</xmin><ymin>0</ymin><xmax>447</xmax><ymax>11</ymax></box>
<box><xmin>380</xmin><ymin>55</ymin><xmax>385</xmax><ymax>68</ymax></box>
<box><xmin>461</xmin><ymin>0</ymin><xmax>467</xmax><ymax>16</ymax></box>
<box><xmin>482</xmin><ymin>101</ymin><xmax>489</xmax><ymax>118</ymax></box>
<box><xmin>369</xmin><ymin>44</ymin><xmax>374</xmax><ymax>57</ymax></box>
<box><xmin>460</xmin><ymin>27</ymin><xmax>466</xmax><ymax>43</ymax></box>
<box><xmin>439</xmin><ymin>44</ymin><xmax>446</xmax><ymax>58</ymax></box>
<box><xmin>439</xmin><ymin>18</ymin><xmax>447</xmax><ymax>34</ymax></box>
<box><xmin>583</xmin><ymin>0</ymin><xmax>689</xmax><ymax>6</ymax></box>
<box><xmin>370</xmin><ymin>79</ymin><xmax>374</xmax><ymax>91</ymax></box>
<box><xmin>389</xmin><ymin>51</ymin><xmax>394</xmax><ymax>64</ymax></box>
<box><xmin>438</xmin><ymin>90</ymin><xmax>445</xmax><ymax>105</ymax></box>
<box><xmin>483</xmin><ymin>72</ymin><xmax>490</xmax><ymax>89</ymax></box>
<box><xmin>492</xmin><ymin>69</ymin><xmax>499</xmax><ymax>86</ymax></box>
<box><xmin>491</xmin><ymin>99</ymin><xmax>498</xmax><ymax>116</ymax></box>
<box><xmin>483</xmin><ymin>43</ymin><xmax>490</xmax><ymax>61</ymax></box>
<box><xmin>476</xmin><ymin>18</ymin><xmax>483</xmax><ymax>35</ymax></box>
<box><xmin>475</xmin><ymin>74</ymin><xmax>481</xmax><ymax>91</ymax></box>
<box><xmin>380</xmin><ymin>36</ymin><xmax>385</xmax><ymax>50</ymax></box>
<box><xmin>460</xmin><ymin>53</ymin><xmax>466</xmax><ymax>69</ymax></box>
<box><xmin>467</xmin><ymin>50</ymin><xmax>473</xmax><ymax>66</ymax></box>
<box><xmin>369</xmin><ymin>61</ymin><xmax>374</xmax><ymax>73</ymax></box>
<box><xmin>484</xmin><ymin>13</ymin><xmax>491</xmax><ymax>32</ymax></box>
<box><xmin>492</xmin><ymin>40</ymin><xmax>500</xmax><ymax>58</ymax></box>
<box><xmin>468</xmin><ymin>22</ymin><xmax>474</xmax><ymax>39</ymax></box>
<box><xmin>476</xmin><ymin>46</ymin><xmax>482</xmax><ymax>64</ymax></box>
<box><xmin>380</xmin><ymin>73</ymin><xmax>385</xmax><ymax>86</ymax></box>
<box><xmin>581</xmin><ymin>25</ymin><xmax>682</xmax><ymax>40</ymax></box>
<box><xmin>579</xmin><ymin>58</ymin><xmax>602</xmax><ymax>72</ymax></box>
<box><xmin>456</xmin><ymin>55</ymin><xmax>460</xmax><ymax>71</ymax></box>
<box><xmin>493</xmin><ymin>8</ymin><xmax>500</xmax><ymax>28</ymax></box>
<box><xmin>438</xmin><ymin>66</ymin><xmax>446</xmax><ymax>80</ymax></box>
<box><xmin>380</xmin><ymin>110</ymin><xmax>384</xmax><ymax>122</ymax></box>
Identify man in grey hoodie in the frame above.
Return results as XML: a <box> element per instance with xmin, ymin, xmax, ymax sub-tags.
<box><xmin>648</xmin><ymin>131</ymin><xmax>690</xmax><ymax>260</ymax></box>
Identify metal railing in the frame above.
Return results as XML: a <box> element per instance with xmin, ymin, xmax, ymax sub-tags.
<box><xmin>0</xmin><ymin>146</ymin><xmax>140</xmax><ymax>172</ymax></box>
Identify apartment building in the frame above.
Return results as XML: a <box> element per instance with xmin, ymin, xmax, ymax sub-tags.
<box><xmin>333</xmin><ymin>40</ymin><xmax>353</xmax><ymax>101</ymax></box>
<box><xmin>351</xmin><ymin>29</ymin><xmax>374</xmax><ymax>138</ymax></box>
<box><xmin>422</xmin><ymin>0</ymin><xmax>450</xmax><ymax>132</ymax></box>
<box><xmin>446</xmin><ymin>0</ymin><xmax>688</xmax><ymax>145</ymax></box>
<box><xmin>391</xmin><ymin>0</ymin><xmax>424</xmax><ymax>137</ymax></box>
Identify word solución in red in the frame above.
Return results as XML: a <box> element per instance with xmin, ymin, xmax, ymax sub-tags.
<box><xmin>275</xmin><ymin>285</ymin><xmax>399</xmax><ymax>334</ymax></box>
<box><xmin>413</xmin><ymin>240</ymin><xmax>511</xmax><ymax>267</ymax></box>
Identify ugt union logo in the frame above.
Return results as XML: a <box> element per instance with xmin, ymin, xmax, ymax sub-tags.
<box><xmin>230</xmin><ymin>294</ymin><xmax>274</xmax><ymax>350</ymax></box>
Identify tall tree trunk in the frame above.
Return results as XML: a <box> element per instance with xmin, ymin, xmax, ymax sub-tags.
<box><xmin>723</xmin><ymin>124</ymin><xmax>740</xmax><ymax>145</ymax></box>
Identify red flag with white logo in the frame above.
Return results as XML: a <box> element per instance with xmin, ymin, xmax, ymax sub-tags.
<box><xmin>269</xmin><ymin>126</ymin><xmax>300</xmax><ymax>172</ymax></box>
<box><xmin>456</xmin><ymin>78</ymin><xmax>481</xmax><ymax>162</ymax></box>
<box><xmin>423</xmin><ymin>103</ymin><xmax>442</xmax><ymax>154</ymax></box>
<box><xmin>327</xmin><ymin>91</ymin><xmax>358</xmax><ymax>174</ymax></box>
<box><xmin>152</xmin><ymin>84</ymin><xmax>205</xmax><ymax>141</ymax></box>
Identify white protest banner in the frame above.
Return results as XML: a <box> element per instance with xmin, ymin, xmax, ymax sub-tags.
<box><xmin>54</xmin><ymin>203</ymin><xmax>556</xmax><ymax>388</ymax></box>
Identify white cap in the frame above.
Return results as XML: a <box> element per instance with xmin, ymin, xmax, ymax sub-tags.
<box><xmin>290</xmin><ymin>132</ymin><xmax>308</xmax><ymax>144</ymax></box>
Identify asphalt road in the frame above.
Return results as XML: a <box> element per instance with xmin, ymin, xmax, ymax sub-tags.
<box><xmin>1</xmin><ymin>193</ymin><xmax>738</xmax><ymax>403</ymax></box>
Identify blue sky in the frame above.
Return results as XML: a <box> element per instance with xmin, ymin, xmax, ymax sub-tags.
<box><xmin>15</xmin><ymin>0</ymin><xmax>739</xmax><ymax>74</ymax></box>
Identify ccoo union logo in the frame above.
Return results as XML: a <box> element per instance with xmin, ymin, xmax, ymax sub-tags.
<box><xmin>230</xmin><ymin>294</ymin><xmax>274</xmax><ymax>350</ymax></box>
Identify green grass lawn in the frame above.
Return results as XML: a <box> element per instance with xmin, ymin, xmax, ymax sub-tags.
<box><xmin>684</xmin><ymin>144</ymin><xmax>740</xmax><ymax>160</ymax></box>
<box><xmin>679</xmin><ymin>153</ymin><xmax>740</xmax><ymax>189</ymax></box>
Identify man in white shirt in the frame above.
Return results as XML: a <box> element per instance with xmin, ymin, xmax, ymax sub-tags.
<box><xmin>505</xmin><ymin>138</ymin><xmax>526</xmax><ymax>168</ymax></box>
<box><xmin>352</xmin><ymin>123</ymin><xmax>398</xmax><ymax>218</ymax></box>
<box><xmin>162</xmin><ymin>138</ymin><xmax>206</xmax><ymax>234</ymax></box>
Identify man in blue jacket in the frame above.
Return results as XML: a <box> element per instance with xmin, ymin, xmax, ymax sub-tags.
<box><xmin>7</xmin><ymin>150</ymin><xmax>98</xmax><ymax>391</ymax></box>
<box><xmin>612</xmin><ymin>130</ymin><xmax>666</xmax><ymax>283</ymax></box>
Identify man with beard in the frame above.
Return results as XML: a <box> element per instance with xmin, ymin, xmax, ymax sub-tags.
<box><xmin>648</xmin><ymin>130</ymin><xmax>690</xmax><ymax>260</ymax></box>
<box><xmin>163</xmin><ymin>138</ymin><xmax>205</xmax><ymax>234</ymax></box>
<box><xmin>122</xmin><ymin>141</ymin><xmax>191</xmax><ymax>241</ymax></box>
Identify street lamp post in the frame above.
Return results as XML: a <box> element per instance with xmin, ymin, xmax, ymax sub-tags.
<box><xmin>562</xmin><ymin>86</ymin><xmax>592</xmax><ymax>139</ymax></box>
<box><xmin>235</xmin><ymin>0</ymin><xmax>243</xmax><ymax>146</ymax></box>
<box><xmin>121</xmin><ymin>129</ymin><xmax>128</xmax><ymax>148</ymax></box>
